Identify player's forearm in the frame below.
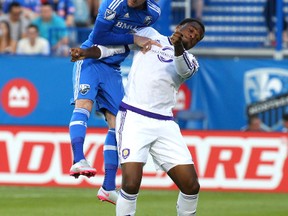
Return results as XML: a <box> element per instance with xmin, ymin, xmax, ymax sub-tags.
<box><xmin>174</xmin><ymin>51</ymin><xmax>199</xmax><ymax>79</ymax></box>
<box><xmin>174</xmin><ymin>43</ymin><xmax>185</xmax><ymax>57</ymax></box>
<box><xmin>83</xmin><ymin>46</ymin><xmax>102</xmax><ymax>59</ymax></box>
<box><xmin>77</xmin><ymin>45</ymin><xmax>126</xmax><ymax>60</ymax></box>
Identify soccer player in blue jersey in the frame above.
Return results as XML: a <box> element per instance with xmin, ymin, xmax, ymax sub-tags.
<box><xmin>69</xmin><ymin>0</ymin><xmax>160</xmax><ymax>204</ymax></box>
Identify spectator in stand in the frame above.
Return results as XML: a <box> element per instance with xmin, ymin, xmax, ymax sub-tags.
<box><xmin>281</xmin><ymin>113</ymin><xmax>288</xmax><ymax>132</ymax></box>
<box><xmin>72</xmin><ymin>0</ymin><xmax>90</xmax><ymax>27</ymax></box>
<box><xmin>32</xmin><ymin>2</ymin><xmax>69</xmax><ymax>56</ymax></box>
<box><xmin>0</xmin><ymin>1</ymin><xmax>4</xmax><ymax>16</ymax></box>
<box><xmin>16</xmin><ymin>23</ymin><xmax>50</xmax><ymax>55</ymax></box>
<box><xmin>57</xmin><ymin>0</ymin><xmax>75</xmax><ymax>27</ymax></box>
<box><xmin>0</xmin><ymin>2</ymin><xmax>30</xmax><ymax>41</ymax></box>
<box><xmin>2</xmin><ymin>0</ymin><xmax>40</xmax><ymax>20</ymax></box>
<box><xmin>41</xmin><ymin>0</ymin><xmax>75</xmax><ymax>27</ymax></box>
<box><xmin>0</xmin><ymin>20</ymin><xmax>17</xmax><ymax>53</ymax></box>
<box><xmin>192</xmin><ymin>0</ymin><xmax>204</xmax><ymax>20</ymax></box>
<box><xmin>263</xmin><ymin>0</ymin><xmax>288</xmax><ymax>47</ymax></box>
<box><xmin>88</xmin><ymin>0</ymin><xmax>99</xmax><ymax>25</ymax></box>
<box><xmin>241</xmin><ymin>115</ymin><xmax>269</xmax><ymax>132</ymax></box>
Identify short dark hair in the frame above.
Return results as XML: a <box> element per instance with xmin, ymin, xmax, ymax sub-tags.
<box><xmin>248</xmin><ymin>114</ymin><xmax>260</xmax><ymax>125</ymax></box>
<box><xmin>179</xmin><ymin>18</ymin><xmax>205</xmax><ymax>40</ymax></box>
<box><xmin>8</xmin><ymin>2</ymin><xmax>21</xmax><ymax>12</ymax></box>
<box><xmin>27</xmin><ymin>24</ymin><xmax>39</xmax><ymax>32</ymax></box>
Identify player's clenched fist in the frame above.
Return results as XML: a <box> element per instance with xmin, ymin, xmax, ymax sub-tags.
<box><xmin>170</xmin><ymin>31</ymin><xmax>183</xmax><ymax>46</ymax></box>
<box><xmin>70</xmin><ymin>48</ymin><xmax>86</xmax><ymax>62</ymax></box>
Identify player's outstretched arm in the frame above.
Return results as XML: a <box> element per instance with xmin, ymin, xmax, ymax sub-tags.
<box><xmin>70</xmin><ymin>47</ymin><xmax>100</xmax><ymax>62</ymax></box>
<box><xmin>70</xmin><ymin>45</ymin><xmax>126</xmax><ymax>62</ymax></box>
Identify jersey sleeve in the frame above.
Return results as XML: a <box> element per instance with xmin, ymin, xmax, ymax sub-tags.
<box><xmin>91</xmin><ymin>0</ymin><xmax>134</xmax><ymax>45</ymax></box>
<box><xmin>174</xmin><ymin>51</ymin><xmax>199</xmax><ymax>79</ymax></box>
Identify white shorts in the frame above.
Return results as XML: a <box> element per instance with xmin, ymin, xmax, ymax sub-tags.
<box><xmin>115</xmin><ymin>109</ymin><xmax>193</xmax><ymax>172</ymax></box>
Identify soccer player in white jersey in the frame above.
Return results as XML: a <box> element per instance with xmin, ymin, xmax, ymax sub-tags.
<box><xmin>70</xmin><ymin>18</ymin><xmax>205</xmax><ymax>215</ymax></box>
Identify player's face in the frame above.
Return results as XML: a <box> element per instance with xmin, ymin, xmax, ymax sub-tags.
<box><xmin>178</xmin><ymin>22</ymin><xmax>204</xmax><ymax>50</ymax></box>
<box><xmin>127</xmin><ymin>0</ymin><xmax>146</xmax><ymax>9</ymax></box>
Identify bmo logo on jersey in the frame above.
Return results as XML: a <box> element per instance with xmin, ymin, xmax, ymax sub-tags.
<box><xmin>1</xmin><ymin>78</ymin><xmax>38</xmax><ymax>117</ymax></box>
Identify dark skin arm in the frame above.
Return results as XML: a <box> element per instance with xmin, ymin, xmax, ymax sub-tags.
<box><xmin>70</xmin><ymin>46</ymin><xmax>101</xmax><ymax>62</ymax></box>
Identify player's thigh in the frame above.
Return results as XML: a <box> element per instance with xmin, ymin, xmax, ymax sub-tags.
<box><xmin>167</xmin><ymin>164</ymin><xmax>200</xmax><ymax>195</ymax></box>
<box><xmin>72</xmin><ymin>59</ymin><xmax>99</xmax><ymax>103</ymax></box>
<box><xmin>116</xmin><ymin>110</ymin><xmax>156</xmax><ymax>164</ymax></box>
<box><xmin>150</xmin><ymin>120</ymin><xmax>193</xmax><ymax>171</ymax></box>
<box><xmin>96</xmin><ymin>65</ymin><xmax>124</xmax><ymax>116</ymax></box>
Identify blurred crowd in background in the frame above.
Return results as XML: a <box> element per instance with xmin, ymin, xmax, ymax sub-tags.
<box><xmin>0</xmin><ymin>0</ymin><xmax>208</xmax><ymax>56</ymax></box>
<box><xmin>0</xmin><ymin>0</ymin><xmax>100</xmax><ymax>56</ymax></box>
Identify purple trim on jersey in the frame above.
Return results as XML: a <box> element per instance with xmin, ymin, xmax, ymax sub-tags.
<box><xmin>120</xmin><ymin>102</ymin><xmax>174</xmax><ymax>121</ymax></box>
<box><xmin>183</xmin><ymin>51</ymin><xmax>194</xmax><ymax>70</ymax></box>
<box><xmin>167</xmin><ymin>37</ymin><xmax>173</xmax><ymax>45</ymax></box>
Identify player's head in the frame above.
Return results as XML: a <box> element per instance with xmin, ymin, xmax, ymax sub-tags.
<box><xmin>127</xmin><ymin>0</ymin><xmax>146</xmax><ymax>9</ymax></box>
<box><xmin>176</xmin><ymin>18</ymin><xmax>205</xmax><ymax>50</ymax></box>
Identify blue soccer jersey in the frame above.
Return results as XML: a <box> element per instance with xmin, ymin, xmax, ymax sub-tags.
<box><xmin>81</xmin><ymin>0</ymin><xmax>161</xmax><ymax>66</ymax></box>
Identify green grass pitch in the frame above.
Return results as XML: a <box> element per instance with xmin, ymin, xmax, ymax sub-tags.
<box><xmin>0</xmin><ymin>186</ymin><xmax>288</xmax><ymax>216</ymax></box>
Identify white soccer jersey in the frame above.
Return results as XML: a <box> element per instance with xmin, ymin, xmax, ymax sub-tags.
<box><xmin>122</xmin><ymin>27</ymin><xmax>198</xmax><ymax>117</ymax></box>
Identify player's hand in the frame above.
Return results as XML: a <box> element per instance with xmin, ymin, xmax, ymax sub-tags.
<box><xmin>141</xmin><ymin>39</ymin><xmax>162</xmax><ymax>54</ymax></box>
<box><xmin>134</xmin><ymin>35</ymin><xmax>162</xmax><ymax>53</ymax></box>
<box><xmin>170</xmin><ymin>31</ymin><xmax>183</xmax><ymax>46</ymax></box>
<box><xmin>70</xmin><ymin>47</ymin><xmax>86</xmax><ymax>62</ymax></box>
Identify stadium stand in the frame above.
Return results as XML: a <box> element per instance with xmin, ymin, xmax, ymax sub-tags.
<box><xmin>171</xmin><ymin>0</ymin><xmax>288</xmax><ymax>48</ymax></box>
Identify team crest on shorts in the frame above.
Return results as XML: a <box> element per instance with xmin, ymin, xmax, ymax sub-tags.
<box><xmin>79</xmin><ymin>84</ymin><xmax>90</xmax><ymax>95</ymax></box>
<box><xmin>122</xmin><ymin>148</ymin><xmax>130</xmax><ymax>159</ymax></box>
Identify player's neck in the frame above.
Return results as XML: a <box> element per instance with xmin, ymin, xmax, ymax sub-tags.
<box><xmin>135</xmin><ymin>2</ymin><xmax>147</xmax><ymax>10</ymax></box>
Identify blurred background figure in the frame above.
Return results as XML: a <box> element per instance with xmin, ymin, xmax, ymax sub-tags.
<box><xmin>1</xmin><ymin>0</ymin><xmax>40</xmax><ymax>20</ymax></box>
<box><xmin>32</xmin><ymin>2</ymin><xmax>68</xmax><ymax>56</ymax></box>
<box><xmin>0</xmin><ymin>2</ymin><xmax>30</xmax><ymax>41</ymax></box>
<box><xmin>88</xmin><ymin>0</ymin><xmax>99</xmax><ymax>25</ymax></box>
<box><xmin>281</xmin><ymin>113</ymin><xmax>288</xmax><ymax>132</ymax></box>
<box><xmin>192</xmin><ymin>0</ymin><xmax>204</xmax><ymax>20</ymax></box>
<box><xmin>72</xmin><ymin>0</ymin><xmax>90</xmax><ymax>27</ymax></box>
<box><xmin>0</xmin><ymin>20</ymin><xmax>16</xmax><ymax>53</ymax></box>
<box><xmin>16</xmin><ymin>23</ymin><xmax>50</xmax><ymax>55</ymax></box>
<box><xmin>54</xmin><ymin>0</ymin><xmax>75</xmax><ymax>27</ymax></box>
<box><xmin>241</xmin><ymin>115</ymin><xmax>269</xmax><ymax>132</ymax></box>
<box><xmin>263</xmin><ymin>0</ymin><xmax>288</xmax><ymax>47</ymax></box>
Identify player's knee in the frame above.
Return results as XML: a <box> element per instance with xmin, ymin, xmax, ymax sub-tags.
<box><xmin>182</xmin><ymin>178</ymin><xmax>200</xmax><ymax>195</ymax></box>
<box><xmin>122</xmin><ymin>181</ymin><xmax>141</xmax><ymax>194</ymax></box>
<box><xmin>75</xmin><ymin>99</ymin><xmax>93</xmax><ymax>112</ymax></box>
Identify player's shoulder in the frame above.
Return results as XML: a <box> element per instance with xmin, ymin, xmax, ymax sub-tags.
<box><xmin>104</xmin><ymin>0</ymin><xmax>126</xmax><ymax>11</ymax></box>
<box><xmin>147</xmin><ymin>0</ymin><xmax>161</xmax><ymax>17</ymax></box>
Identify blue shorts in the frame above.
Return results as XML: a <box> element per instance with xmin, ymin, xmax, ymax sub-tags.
<box><xmin>72</xmin><ymin>58</ymin><xmax>124</xmax><ymax>116</ymax></box>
